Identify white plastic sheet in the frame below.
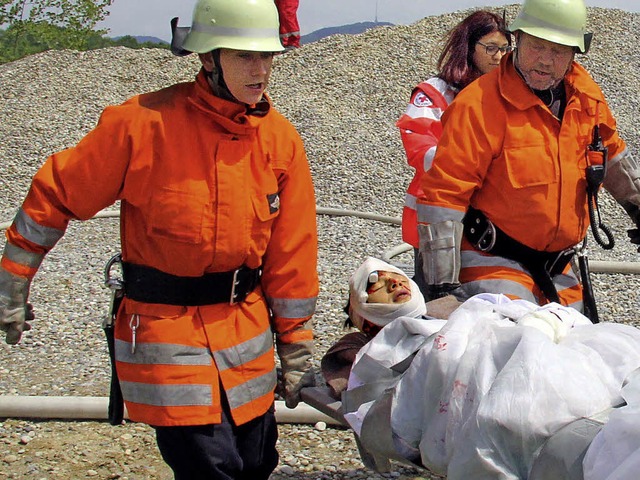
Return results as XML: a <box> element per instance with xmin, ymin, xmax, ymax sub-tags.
<box><xmin>583</xmin><ymin>374</ymin><xmax>640</xmax><ymax>480</ymax></box>
<box><xmin>347</xmin><ymin>294</ymin><xmax>640</xmax><ymax>479</ymax></box>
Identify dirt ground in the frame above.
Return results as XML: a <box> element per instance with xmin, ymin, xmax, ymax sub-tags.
<box><xmin>0</xmin><ymin>418</ymin><xmax>438</xmax><ymax>480</ymax></box>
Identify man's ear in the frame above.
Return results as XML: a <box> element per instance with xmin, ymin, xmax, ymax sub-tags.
<box><xmin>198</xmin><ymin>52</ymin><xmax>215</xmax><ymax>72</ymax></box>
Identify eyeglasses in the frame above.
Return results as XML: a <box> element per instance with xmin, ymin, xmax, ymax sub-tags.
<box><xmin>476</xmin><ymin>42</ymin><xmax>515</xmax><ymax>56</ymax></box>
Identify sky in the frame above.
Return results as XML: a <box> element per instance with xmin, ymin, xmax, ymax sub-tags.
<box><xmin>97</xmin><ymin>0</ymin><xmax>640</xmax><ymax>42</ymax></box>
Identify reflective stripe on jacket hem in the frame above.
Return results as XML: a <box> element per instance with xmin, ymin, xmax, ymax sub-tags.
<box><xmin>115</xmin><ymin>340</ymin><xmax>212</xmax><ymax>365</ymax></box>
<box><xmin>226</xmin><ymin>369</ymin><xmax>278</xmax><ymax>411</ymax></box>
<box><xmin>213</xmin><ymin>329</ymin><xmax>273</xmax><ymax>371</ymax></box>
<box><xmin>120</xmin><ymin>381</ymin><xmax>212</xmax><ymax>407</ymax></box>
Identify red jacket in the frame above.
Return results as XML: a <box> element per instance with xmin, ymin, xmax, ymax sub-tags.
<box><xmin>397</xmin><ymin>77</ymin><xmax>458</xmax><ymax>247</ymax></box>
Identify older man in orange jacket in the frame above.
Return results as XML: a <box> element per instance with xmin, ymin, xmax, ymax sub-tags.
<box><xmin>416</xmin><ymin>0</ymin><xmax>640</xmax><ymax>315</ymax></box>
<box><xmin>0</xmin><ymin>0</ymin><xmax>318</xmax><ymax>478</ymax></box>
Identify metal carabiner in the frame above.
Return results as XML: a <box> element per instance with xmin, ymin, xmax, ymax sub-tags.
<box><xmin>103</xmin><ymin>253</ymin><xmax>124</xmax><ymax>328</ymax></box>
<box><xmin>104</xmin><ymin>253</ymin><xmax>124</xmax><ymax>290</ymax></box>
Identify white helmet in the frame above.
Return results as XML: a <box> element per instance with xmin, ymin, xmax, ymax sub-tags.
<box><xmin>171</xmin><ymin>0</ymin><xmax>284</xmax><ymax>56</ymax></box>
<box><xmin>509</xmin><ymin>0</ymin><xmax>592</xmax><ymax>53</ymax></box>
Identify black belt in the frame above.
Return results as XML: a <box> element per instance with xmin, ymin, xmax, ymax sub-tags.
<box><xmin>121</xmin><ymin>262</ymin><xmax>262</xmax><ymax>306</ymax></box>
<box><xmin>463</xmin><ymin>207</ymin><xmax>574</xmax><ymax>303</ymax></box>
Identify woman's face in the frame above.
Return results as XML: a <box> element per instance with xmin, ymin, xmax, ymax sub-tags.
<box><xmin>366</xmin><ymin>271</ymin><xmax>412</xmax><ymax>304</ymax></box>
<box><xmin>218</xmin><ymin>48</ymin><xmax>274</xmax><ymax>105</ymax></box>
<box><xmin>473</xmin><ymin>31</ymin><xmax>511</xmax><ymax>75</ymax></box>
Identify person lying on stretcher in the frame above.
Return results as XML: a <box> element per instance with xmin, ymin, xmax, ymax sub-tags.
<box><xmin>320</xmin><ymin>257</ymin><xmax>459</xmax><ymax>400</ymax></box>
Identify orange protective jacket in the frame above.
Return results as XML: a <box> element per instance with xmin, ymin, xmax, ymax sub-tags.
<box><xmin>3</xmin><ymin>70</ymin><xmax>319</xmax><ymax>427</ymax></box>
<box><xmin>417</xmin><ymin>54</ymin><xmax>626</xmax><ymax>252</ymax></box>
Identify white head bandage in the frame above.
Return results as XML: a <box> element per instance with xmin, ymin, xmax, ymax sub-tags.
<box><xmin>348</xmin><ymin>257</ymin><xmax>426</xmax><ymax>329</ymax></box>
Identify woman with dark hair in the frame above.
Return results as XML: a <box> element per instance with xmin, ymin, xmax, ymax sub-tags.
<box><xmin>397</xmin><ymin>10</ymin><xmax>512</xmax><ymax>297</ymax></box>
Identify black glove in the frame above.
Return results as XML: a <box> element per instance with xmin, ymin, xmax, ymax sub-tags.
<box><xmin>628</xmin><ymin>228</ymin><xmax>640</xmax><ymax>252</ymax></box>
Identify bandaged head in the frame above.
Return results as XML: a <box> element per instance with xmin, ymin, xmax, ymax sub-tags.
<box><xmin>348</xmin><ymin>257</ymin><xmax>426</xmax><ymax>331</ymax></box>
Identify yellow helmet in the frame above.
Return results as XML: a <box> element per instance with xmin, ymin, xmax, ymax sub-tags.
<box><xmin>175</xmin><ymin>0</ymin><xmax>284</xmax><ymax>54</ymax></box>
<box><xmin>509</xmin><ymin>0</ymin><xmax>592</xmax><ymax>53</ymax></box>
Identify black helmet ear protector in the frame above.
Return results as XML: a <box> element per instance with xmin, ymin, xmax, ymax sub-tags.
<box><xmin>582</xmin><ymin>32</ymin><xmax>593</xmax><ymax>54</ymax></box>
<box><xmin>170</xmin><ymin>17</ymin><xmax>192</xmax><ymax>57</ymax></box>
<box><xmin>168</xmin><ymin>16</ymin><xmax>234</xmax><ymax>101</ymax></box>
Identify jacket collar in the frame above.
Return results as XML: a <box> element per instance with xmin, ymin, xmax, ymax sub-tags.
<box><xmin>187</xmin><ymin>69</ymin><xmax>272</xmax><ymax>135</ymax></box>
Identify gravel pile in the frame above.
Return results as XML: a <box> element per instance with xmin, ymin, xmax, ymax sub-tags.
<box><xmin>1</xmin><ymin>5</ymin><xmax>640</xmax><ymax>479</ymax></box>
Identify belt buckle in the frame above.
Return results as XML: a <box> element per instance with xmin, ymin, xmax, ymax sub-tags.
<box><xmin>229</xmin><ymin>268</ymin><xmax>241</xmax><ymax>305</ymax></box>
<box><xmin>476</xmin><ymin>222</ymin><xmax>497</xmax><ymax>252</ymax></box>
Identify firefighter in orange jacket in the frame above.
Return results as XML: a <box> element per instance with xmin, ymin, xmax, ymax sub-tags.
<box><xmin>416</xmin><ymin>0</ymin><xmax>640</xmax><ymax>312</ymax></box>
<box><xmin>0</xmin><ymin>0</ymin><xmax>318</xmax><ymax>478</ymax></box>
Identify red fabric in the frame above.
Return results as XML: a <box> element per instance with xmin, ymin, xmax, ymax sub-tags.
<box><xmin>274</xmin><ymin>0</ymin><xmax>300</xmax><ymax>48</ymax></box>
<box><xmin>396</xmin><ymin>78</ymin><xmax>457</xmax><ymax>247</ymax></box>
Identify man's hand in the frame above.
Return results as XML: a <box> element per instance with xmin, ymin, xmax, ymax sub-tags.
<box><xmin>0</xmin><ymin>268</ymin><xmax>33</xmax><ymax>345</ymax></box>
<box><xmin>276</xmin><ymin>340</ymin><xmax>316</xmax><ymax>409</ymax></box>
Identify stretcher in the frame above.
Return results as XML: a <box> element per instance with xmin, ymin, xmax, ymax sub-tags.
<box><xmin>300</xmin><ymin>385</ymin><xmax>615</xmax><ymax>479</ymax></box>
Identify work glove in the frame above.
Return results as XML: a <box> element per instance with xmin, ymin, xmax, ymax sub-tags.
<box><xmin>418</xmin><ymin>220</ymin><xmax>464</xmax><ymax>301</ymax></box>
<box><xmin>276</xmin><ymin>339</ymin><xmax>316</xmax><ymax>409</ymax></box>
<box><xmin>0</xmin><ymin>267</ymin><xmax>33</xmax><ymax>345</ymax></box>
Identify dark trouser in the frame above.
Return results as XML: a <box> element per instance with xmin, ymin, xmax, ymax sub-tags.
<box><xmin>155</xmin><ymin>394</ymin><xmax>279</xmax><ymax>480</ymax></box>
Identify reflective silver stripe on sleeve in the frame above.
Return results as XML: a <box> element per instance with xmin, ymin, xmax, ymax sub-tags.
<box><xmin>423</xmin><ymin>145</ymin><xmax>437</xmax><ymax>172</ymax></box>
<box><xmin>120</xmin><ymin>381</ymin><xmax>212</xmax><ymax>407</ymax></box>
<box><xmin>416</xmin><ymin>204</ymin><xmax>465</xmax><ymax>225</ymax></box>
<box><xmin>267</xmin><ymin>296</ymin><xmax>317</xmax><ymax>319</ymax></box>
<box><xmin>192</xmin><ymin>22</ymin><xmax>278</xmax><ymax>39</ymax></box>
<box><xmin>2</xmin><ymin>243</ymin><xmax>44</xmax><ymax>269</ymax></box>
<box><xmin>13</xmin><ymin>208</ymin><xmax>64</xmax><ymax>248</ymax></box>
<box><xmin>225</xmin><ymin>369</ymin><xmax>277</xmax><ymax>411</ymax></box>
<box><xmin>115</xmin><ymin>340</ymin><xmax>212</xmax><ymax>366</ymax></box>
<box><xmin>404</xmin><ymin>103</ymin><xmax>444</xmax><ymax>120</ymax></box>
<box><xmin>212</xmin><ymin>329</ymin><xmax>274</xmax><ymax>372</ymax></box>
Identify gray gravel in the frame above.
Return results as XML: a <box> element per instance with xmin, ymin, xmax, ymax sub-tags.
<box><xmin>1</xmin><ymin>5</ymin><xmax>640</xmax><ymax>479</ymax></box>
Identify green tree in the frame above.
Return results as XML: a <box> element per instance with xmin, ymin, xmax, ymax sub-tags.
<box><xmin>1</xmin><ymin>0</ymin><xmax>113</xmax><ymax>52</ymax></box>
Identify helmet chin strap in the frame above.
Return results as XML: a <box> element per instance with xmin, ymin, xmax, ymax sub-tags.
<box><xmin>206</xmin><ymin>50</ymin><xmax>238</xmax><ymax>103</ymax></box>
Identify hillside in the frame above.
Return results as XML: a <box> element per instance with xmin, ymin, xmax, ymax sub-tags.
<box><xmin>301</xmin><ymin>21</ymin><xmax>394</xmax><ymax>44</ymax></box>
